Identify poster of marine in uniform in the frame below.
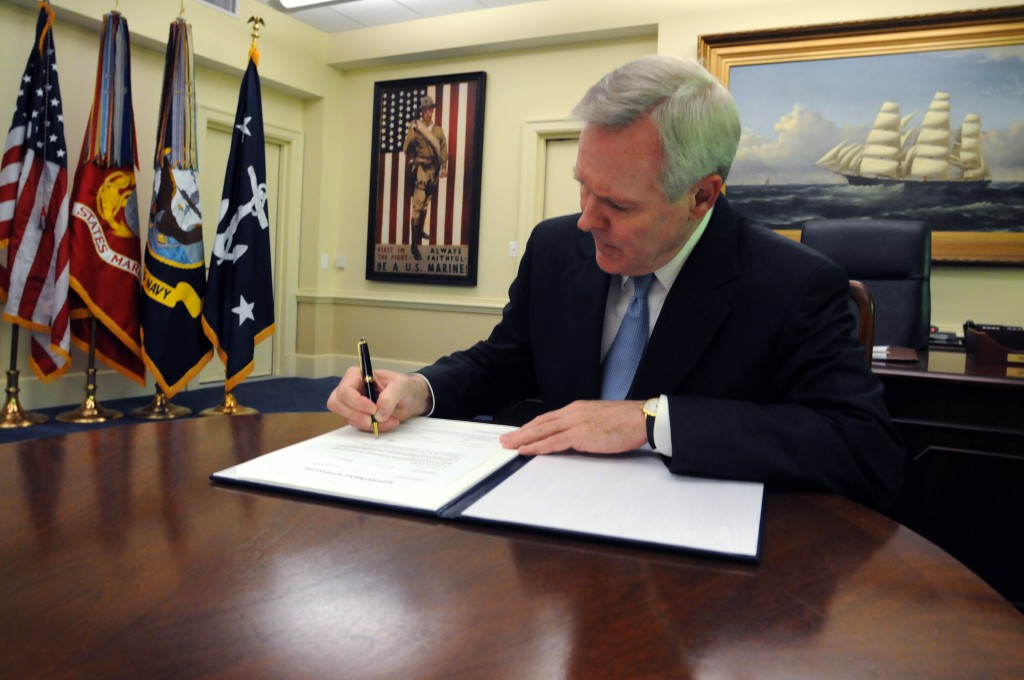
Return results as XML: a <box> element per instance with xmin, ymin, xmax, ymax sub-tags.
<box><xmin>366</xmin><ymin>72</ymin><xmax>486</xmax><ymax>285</ymax></box>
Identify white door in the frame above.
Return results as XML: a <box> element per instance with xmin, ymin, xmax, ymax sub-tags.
<box><xmin>544</xmin><ymin>138</ymin><xmax>581</xmax><ymax>220</ymax></box>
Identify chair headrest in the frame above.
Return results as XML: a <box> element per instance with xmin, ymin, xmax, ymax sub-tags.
<box><xmin>801</xmin><ymin>219</ymin><xmax>930</xmax><ymax>279</ymax></box>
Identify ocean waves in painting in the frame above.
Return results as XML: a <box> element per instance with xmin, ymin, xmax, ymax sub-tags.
<box><xmin>726</xmin><ymin>182</ymin><xmax>1024</xmax><ymax>232</ymax></box>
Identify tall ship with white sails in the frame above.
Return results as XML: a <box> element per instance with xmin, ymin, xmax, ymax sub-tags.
<box><xmin>815</xmin><ymin>92</ymin><xmax>991</xmax><ymax>189</ymax></box>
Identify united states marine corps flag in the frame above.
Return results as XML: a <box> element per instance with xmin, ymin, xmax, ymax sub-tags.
<box><xmin>201</xmin><ymin>48</ymin><xmax>274</xmax><ymax>392</ymax></box>
<box><xmin>141</xmin><ymin>18</ymin><xmax>211</xmax><ymax>398</ymax></box>
<box><xmin>0</xmin><ymin>2</ymin><xmax>71</xmax><ymax>382</ymax></box>
<box><xmin>67</xmin><ymin>11</ymin><xmax>145</xmax><ymax>385</ymax></box>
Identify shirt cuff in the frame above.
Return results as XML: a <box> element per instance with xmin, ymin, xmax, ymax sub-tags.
<box><xmin>653</xmin><ymin>394</ymin><xmax>672</xmax><ymax>457</ymax></box>
<box><xmin>412</xmin><ymin>373</ymin><xmax>436</xmax><ymax>417</ymax></box>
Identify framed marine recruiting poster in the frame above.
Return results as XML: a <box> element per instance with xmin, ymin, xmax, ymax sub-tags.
<box><xmin>365</xmin><ymin>72</ymin><xmax>487</xmax><ymax>285</ymax></box>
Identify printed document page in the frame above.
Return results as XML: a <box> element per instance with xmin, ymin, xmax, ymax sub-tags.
<box><xmin>214</xmin><ymin>418</ymin><xmax>517</xmax><ymax>513</ymax></box>
<box><xmin>462</xmin><ymin>453</ymin><xmax>763</xmax><ymax>558</ymax></box>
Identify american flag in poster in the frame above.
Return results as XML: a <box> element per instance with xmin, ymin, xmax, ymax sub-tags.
<box><xmin>374</xmin><ymin>80</ymin><xmax>479</xmax><ymax>250</ymax></box>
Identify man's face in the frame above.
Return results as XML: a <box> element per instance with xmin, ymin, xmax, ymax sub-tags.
<box><xmin>422</xmin><ymin>106</ymin><xmax>434</xmax><ymax>125</ymax></box>
<box><xmin>574</xmin><ymin>116</ymin><xmax>701</xmax><ymax>277</ymax></box>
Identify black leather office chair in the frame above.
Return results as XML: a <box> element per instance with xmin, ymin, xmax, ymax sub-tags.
<box><xmin>801</xmin><ymin>219</ymin><xmax>931</xmax><ymax>350</ymax></box>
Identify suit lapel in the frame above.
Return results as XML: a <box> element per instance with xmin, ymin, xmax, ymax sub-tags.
<box><xmin>630</xmin><ymin>198</ymin><xmax>741</xmax><ymax>397</ymax></box>
<box><xmin>563</xmin><ymin>232</ymin><xmax>610</xmax><ymax>400</ymax></box>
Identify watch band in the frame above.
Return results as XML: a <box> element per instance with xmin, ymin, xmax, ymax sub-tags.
<box><xmin>642</xmin><ymin>398</ymin><xmax>658</xmax><ymax>449</ymax></box>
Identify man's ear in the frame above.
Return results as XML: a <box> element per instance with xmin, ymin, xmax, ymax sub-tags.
<box><xmin>689</xmin><ymin>175</ymin><xmax>723</xmax><ymax>220</ymax></box>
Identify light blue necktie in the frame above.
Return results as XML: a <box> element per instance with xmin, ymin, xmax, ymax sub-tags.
<box><xmin>601</xmin><ymin>274</ymin><xmax>655</xmax><ymax>400</ymax></box>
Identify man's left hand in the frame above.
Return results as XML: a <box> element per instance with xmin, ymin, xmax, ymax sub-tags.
<box><xmin>498</xmin><ymin>400</ymin><xmax>646</xmax><ymax>455</ymax></box>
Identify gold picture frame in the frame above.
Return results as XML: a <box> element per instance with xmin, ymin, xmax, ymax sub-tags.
<box><xmin>699</xmin><ymin>7</ymin><xmax>1024</xmax><ymax>264</ymax></box>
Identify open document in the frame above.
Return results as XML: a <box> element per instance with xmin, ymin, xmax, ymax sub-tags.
<box><xmin>212</xmin><ymin>418</ymin><xmax>764</xmax><ymax>560</ymax></box>
<box><xmin>462</xmin><ymin>452</ymin><xmax>763</xmax><ymax>560</ymax></box>
<box><xmin>212</xmin><ymin>418</ymin><xmax>518</xmax><ymax>513</ymax></box>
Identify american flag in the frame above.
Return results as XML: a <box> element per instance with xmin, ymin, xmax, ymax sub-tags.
<box><xmin>374</xmin><ymin>80</ymin><xmax>480</xmax><ymax>248</ymax></box>
<box><xmin>0</xmin><ymin>5</ymin><xmax>71</xmax><ymax>383</ymax></box>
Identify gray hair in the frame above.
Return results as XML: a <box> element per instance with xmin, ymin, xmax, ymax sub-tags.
<box><xmin>571</xmin><ymin>55</ymin><xmax>741</xmax><ymax>202</ymax></box>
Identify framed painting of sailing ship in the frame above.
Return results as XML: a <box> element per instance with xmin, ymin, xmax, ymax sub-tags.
<box><xmin>365</xmin><ymin>72</ymin><xmax>487</xmax><ymax>285</ymax></box>
<box><xmin>699</xmin><ymin>7</ymin><xmax>1024</xmax><ymax>264</ymax></box>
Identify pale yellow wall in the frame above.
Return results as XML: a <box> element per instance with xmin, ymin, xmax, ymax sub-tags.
<box><xmin>932</xmin><ymin>266</ymin><xmax>1024</xmax><ymax>331</ymax></box>
<box><xmin>312</xmin><ymin>0</ymin><xmax>1024</xmax><ymax>375</ymax></box>
<box><xmin>1</xmin><ymin>0</ymin><xmax>1022</xmax><ymax>410</ymax></box>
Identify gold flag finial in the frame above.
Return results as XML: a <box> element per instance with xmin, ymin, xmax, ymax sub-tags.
<box><xmin>37</xmin><ymin>0</ymin><xmax>56</xmax><ymax>55</ymax></box>
<box><xmin>248</xmin><ymin>16</ymin><xmax>265</xmax><ymax>66</ymax></box>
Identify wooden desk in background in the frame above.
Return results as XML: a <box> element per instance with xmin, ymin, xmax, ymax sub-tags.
<box><xmin>874</xmin><ymin>349</ymin><xmax>1024</xmax><ymax>612</ymax></box>
<box><xmin>2</xmin><ymin>413</ymin><xmax>1022</xmax><ymax>678</ymax></box>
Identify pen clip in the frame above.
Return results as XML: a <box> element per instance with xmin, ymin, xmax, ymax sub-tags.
<box><xmin>358</xmin><ymin>340</ymin><xmax>374</xmax><ymax>382</ymax></box>
<box><xmin>358</xmin><ymin>337</ymin><xmax>378</xmax><ymax>401</ymax></box>
<box><xmin>357</xmin><ymin>338</ymin><xmax>368</xmax><ymax>375</ymax></box>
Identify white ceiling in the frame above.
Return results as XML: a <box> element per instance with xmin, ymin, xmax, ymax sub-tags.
<box><xmin>254</xmin><ymin>0</ymin><xmax>544</xmax><ymax>34</ymax></box>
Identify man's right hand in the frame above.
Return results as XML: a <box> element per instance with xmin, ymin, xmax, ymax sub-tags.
<box><xmin>326</xmin><ymin>367</ymin><xmax>433</xmax><ymax>433</ymax></box>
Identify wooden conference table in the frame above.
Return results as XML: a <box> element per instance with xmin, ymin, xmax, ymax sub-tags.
<box><xmin>3</xmin><ymin>413</ymin><xmax>1023</xmax><ymax>679</ymax></box>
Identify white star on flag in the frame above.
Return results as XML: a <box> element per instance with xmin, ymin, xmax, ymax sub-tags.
<box><xmin>232</xmin><ymin>295</ymin><xmax>255</xmax><ymax>325</ymax></box>
<box><xmin>235</xmin><ymin>115</ymin><xmax>251</xmax><ymax>140</ymax></box>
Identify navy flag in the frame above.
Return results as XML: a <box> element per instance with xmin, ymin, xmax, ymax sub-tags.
<box><xmin>201</xmin><ymin>56</ymin><xmax>274</xmax><ymax>392</ymax></box>
<box><xmin>141</xmin><ymin>18</ymin><xmax>211</xmax><ymax>397</ymax></box>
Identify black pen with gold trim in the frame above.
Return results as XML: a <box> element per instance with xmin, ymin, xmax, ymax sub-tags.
<box><xmin>357</xmin><ymin>338</ymin><xmax>379</xmax><ymax>437</ymax></box>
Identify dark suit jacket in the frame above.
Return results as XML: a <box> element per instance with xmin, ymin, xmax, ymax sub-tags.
<box><xmin>419</xmin><ymin>197</ymin><xmax>904</xmax><ymax>508</ymax></box>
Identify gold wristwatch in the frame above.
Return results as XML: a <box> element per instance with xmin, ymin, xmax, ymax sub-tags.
<box><xmin>642</xmin><ymin>397</ymin><xmax>658</xmax><ymax>449</ymax></box>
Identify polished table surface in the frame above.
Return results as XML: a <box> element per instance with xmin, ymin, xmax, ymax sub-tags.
<box><xmin>3</xmin><ymin>413</ymin><xmax>1023</xmax><ymax>679</ymax></box>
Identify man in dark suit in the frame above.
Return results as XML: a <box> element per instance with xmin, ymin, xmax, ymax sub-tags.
<box><xmin>328</xmin><ymin>55</ymin><xmax>903</xmax><ymax>509</ymax></box>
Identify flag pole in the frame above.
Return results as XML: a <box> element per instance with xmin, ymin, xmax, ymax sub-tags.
<box><xmin>56</xmin><ymin>317</ymin><xmax>122</xmax><ymax>423</ymax></box>
<box><xmin>0</xmin><ymin>327</ymin><xmax>49</xmax><ymax>428</ymax></box>
<box><xmin>248</xmin><ymin>15</ymin><xmax>265</xmax><ymax>65</ymax></box>
<box><xmin>200</xmin><ymin>386</ymin><xmax>257</xmax><ymax>417</ymax></box>
<box><xmin>130</xmin><ymin>386</ymin><xmax>191</xmax><ymax>419</ymax></box>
